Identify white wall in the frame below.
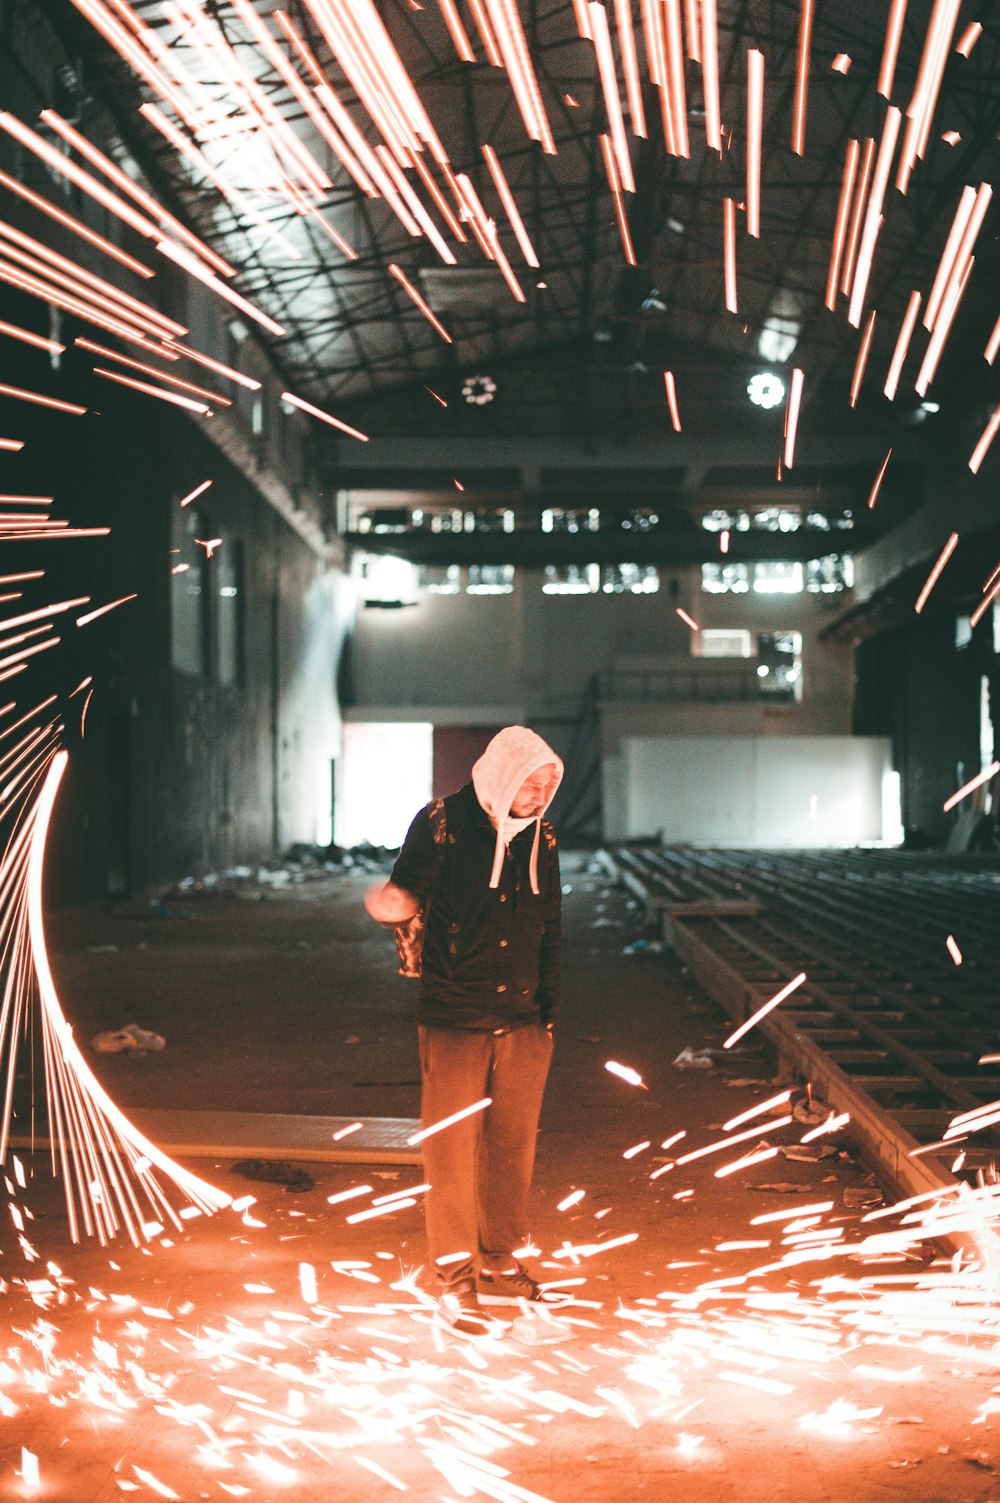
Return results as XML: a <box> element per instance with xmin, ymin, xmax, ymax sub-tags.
<box><xmin>612</xmin><ymin>735</ymin><xmax>893</xmax><ymax>845</ymax></box>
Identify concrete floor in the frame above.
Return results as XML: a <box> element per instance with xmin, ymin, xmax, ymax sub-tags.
<box><xmin>4</xmin><ymin>857</ymin><xmax>1000</xmax><ymax>1501</ymax></box>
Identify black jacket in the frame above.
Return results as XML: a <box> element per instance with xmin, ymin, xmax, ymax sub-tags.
<box><xmin>389</xmin><ymin>781</ymin><xmax>561</xmax><ymax>1030</ymax></box>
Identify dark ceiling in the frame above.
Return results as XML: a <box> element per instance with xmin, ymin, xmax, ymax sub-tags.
<box><xmin>35</xmin><ymin>0</ymin><xmax>999</xmax><ymax>441</ymax></box>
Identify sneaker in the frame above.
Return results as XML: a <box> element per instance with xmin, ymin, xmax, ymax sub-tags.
<box><xmin>478</xmin><ymin>1260</ymin><xmax>541</xmax><ymax>1305</ymax></box>
<box><xmin>438</xmin><ymin>1278</ymin><xmax>497</xmax><ymax>1337</ymax></box>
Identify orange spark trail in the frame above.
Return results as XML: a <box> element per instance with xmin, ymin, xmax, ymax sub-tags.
<box><xmin>826</xmin><ymin>140</ymin><xmax>859</xmax><ymax>307</ymax></box>
<box><xmin>867</xmin><ymin>448</ymin><xmax>893</xmax><ymax>509</ymax></box>
<box><xmin>388</xmin><ymin>264</ymin><xmax>454</xmax><ymax>343</ymax></box>
<box><xmin>91</xmin><ymin>366</ymin><xmax>213</xmax><ymax>415</ymax></box>
<box><xmin>0</xmin><ymin>383</ymin><xmax>86</xmax><ymax>416</ymax></box>
<box><xmin>943</xmin><ymin>760</ymin><xmax>999</xmax><ymax>813</ymax></box>
<box><xmin>884</xmin><ymin>291</ymin><xmax>922</xmax><ymax>399</ymax></box>
<box><xmin>280</xmin><ymin>392</ymin><xmax>370</xmax><ymax>443</ymax></box>
<box><xmin>878</xmin><ymin>0</ymin><xmax>908</xmax><ymax>97</ymax></box>
<box><xmin>179</xmin><ymin>481</ymin><xmax>213</xmax><ymax>509</ymax></box>
<box><xmin>723</xmin><ymin>972</ymin><xmax>807</xmax><ymax>1048</ymax></box>
<box><xmin>849</xmin><ymin>310</ymin><xmax>877</xmax><ymax>408</ymax></box>
<box><xmin>792</xmin><ymin>0</ymin><xmax>814</xmax><ymax>155</ymax></box>
<box><xmin>746</xmin><ymin>49</ymin><xmax>764</xmax><ymax>237</ymax></box>
<box><xmin>723</xmin><ymin>197</ymin><xmax>737</xmax><ymax>311</ymax></box>
<box><xmin>406</xmin><ymin>1097</ymin><xmax>491</xmax><ymax>1144</ymax></box>
<box><xmin>676</xmin><ymin>607</ymin><xmax>699</xmax><ymax>631</ymax></box>
<box><xmin>783</xmin><ymin>368</ymin><xmax>804</xmax><ymax>468</ymax></box>
<box><xmin>969</xmin><ymin>407</ymin><xmax>1000</xmax><ymax>475</ymax></box>
<box><xmin>76</xmin><ymin>595</ymin><xmax>137</xmax><ymax>628</ymax></box>
<box><xmin>914</xmin><ymin>531</ymin><xmax>958</xmax><ymax>613</ymax></box>
<box><xmin>946</xmin><ymin>934</ymin><xmax>963</xmax><ymax>965</ymax></box>
<box><xmin>663</xmin><ymin>372</ymin><xmax>682</xmax><ymax>431</ymax></box>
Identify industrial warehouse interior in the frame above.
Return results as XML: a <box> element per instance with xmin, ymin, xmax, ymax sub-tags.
<box><xmin>0</xmin><ymin>0</ymin><xmax>999</xmax><ymax>1497</ymax></box>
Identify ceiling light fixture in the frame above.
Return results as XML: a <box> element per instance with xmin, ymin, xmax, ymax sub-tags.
<box><xmin>462</xmin><ymin>373</ymin><xmax>496</xmax><ymax>405</ymax></box>
<box><xmin>747</xmin><ymin>371</ymin><xmax>786</xmax><ymax>409</ymax></box>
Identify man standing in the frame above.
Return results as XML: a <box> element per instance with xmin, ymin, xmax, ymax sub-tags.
<box><xmin>365</xmin><ymin>726</ymin><xmax>563</xmax><ymax>1334</ymax></box>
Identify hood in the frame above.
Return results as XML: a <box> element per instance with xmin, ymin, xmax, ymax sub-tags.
<box><xmin>472</xmin><ymin>726</ymin><xmax>563</xmax><ymax>893</ymax></box>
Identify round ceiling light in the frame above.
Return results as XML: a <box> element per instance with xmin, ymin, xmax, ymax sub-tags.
<box><xmin>462</xmin><ymin>374</ymin><xmax>497</xmax><ymax>406</ymax></box>
<box><xmin>747</xmin><ymin>371</ymin><xmax>786</xmax><ymax>410</ymax></box>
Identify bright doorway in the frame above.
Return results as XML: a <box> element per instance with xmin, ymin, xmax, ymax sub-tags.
<box><xmin>336</xmin><ymin>722</ymin><xmax>433</xmax><ymax>849</ymax></box>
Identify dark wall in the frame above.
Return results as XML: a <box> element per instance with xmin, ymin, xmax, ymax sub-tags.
<box><xmin>1</xmin><ymin>330</ymin><xmax>343</xmax><ymax>907</ymax></box>
<box><xmin>854</xmin><ymin>615</ymin><xmax>992</xmax><ymax>844</ymax></box>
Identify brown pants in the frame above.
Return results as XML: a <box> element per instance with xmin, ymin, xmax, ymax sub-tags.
<box><xmin>417</xmin><ymin>1022</ymin><xmax>554</xmax><ymax>1286</ymax></box>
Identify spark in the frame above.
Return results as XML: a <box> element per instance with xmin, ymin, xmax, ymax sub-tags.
<box><xmin>424</xmin><ymin>387</ymin><xmax>448</xmax><ymax>407</ymax></box>
<box><xmin>155</xmin><ymin>240</ymin><xmax>286</xmax><ymax>338</ymax></box>
<box><xmin>179</xmin><ymin>480</ymin><xmax>213</xmax><ymax>509</ymax></box>
<box><xmin>346</xmin><ymin>1197</ymin><xmax>418</xmax><ymax>1223</ymax></box>
<box><xmin>332</xmin><ymin>1121</ymin><xmax>363</xmax><ymax>1140</ymax></box>
<box><xmin>783</xmin><ymin>368</ymin><xmax>804</xmax><ymax>469</ymax></box>
<box><xmin>482</xmin><ymin>146</ymin><xmax>540</xmax><ymax>267</ymax></box>
<box><xmin>724</xmin><ymin>1090</ymin><xmax>792</xmax><ymax>1131</ymax></box>
<box><xmin>406</xmin><ymin>1097</ymin><xmax>492</xmax><ymax>1143</ymax></box>
<box><xmin>675</xmin><ymin>607</ymin><xmax>700</xmax><ymax>631</ymax></box>
<box><xmin>0</xmin><ymin>439</ymin><xmax>24</xmax><ymax>451</ymax></box>
<box><xmin>388</xmin><ymin>264</ymin><xmax>453</xmax><ymax>343</ymax></box>
<box><xmin>700</xmin><ymin>0</ymin><xmax>722</xmax><ymax>150</ymax></box>
<box><xmin>723</xmin><ymin>197</ymin><xmax>737</xmax><ymax>312</ymax></box>
<box><xmin>723</xmin><ymin>972</ymin><xmax>807</xmax><ymax>1049</ymax></box>
<box><xmin>840</xmin><ymin>137</ymin><xmax>875</xmax><ymax>295</ymax></box>
<box><xmin>194</xmin><ymin>539</ymin><xmax>222</xmax><ymax>559</ymax></box>
<box><xmin>76</xmin><ymin>340</ymin><xmax>232</xmax><ymax>406</ymax></box>
<box><xmin>946</xmin><ymin>934</ymin><xmax>963</xmax><ymax>965</ymax></box>
<box><xmin>41</xmin><ymin>109</ymin><xmax>235</xmax><ymax>280</ymax></box>
<box><xmin>91</xmin><ymin>366</ymin><xmax>212</xmax><ymax>416</ymax></box>
<box><xmin>825</xmin><ymin>139</ymin><xmax>859</xmax><ymax>308</ymax></box>
<box><xmin>0</xmin><ymin>168</ymin><xmax>154</xmax><ymax>279</ymax></box>
<box><xmin>623</xmin><ymin>1141</ymin><xmax>651</xmax><ymax>1159</ymax></box>
<box><xmin>792</xmin><ymin>0</ymin><xmax>814</xmax><ymax>155</ymax></box>
<box><xmin>799</xmin><ymin>1110</ymin><xmax>850</xmax><ymax>1142</ymax></box>
<box><xmin>720</xmin><ymin>530</ymin><xmax>730</xmax><ymax>553</ymax></box>
<box><xmin>0</xmin><ymin>318</ymin><xmax>65</xmax><ymax>356</ymax></box>
<box><xmin>76</xmin><ymin>595</ymin><xmax>137</xmax><ymax>628</ymax></box>
<box><xmin>969</xmin><ymin>407</ymin><xmax>1000</xmax><ymax>476</ymax></box>
<box><xmin>849</xmin><ymin>311</ymin><xmax>877</xmax><ymax>407</ymax></box>
<box><xmin>675</xmin><ymin>1116</ymin><xmax>794</xmax><ymax>1166</ymax></box>
<box><xmin>751</xmin><ymin>1200</ymin><xmax>834</xmax><ymax>1225</ymax></box>
<box><xmin>848</xmin><ymin>106</ymin><xmax>902</xmax><ymax>327</ymax></box>
<box><xmin>970</xmin><ymin>572</ymin><xmax>1000</xmax><ymax>629</ymax></box>
<box><xmin>663</xmin><ymin>372</ymin><xmax>682</xmax><ymax>431</ymax></box>
<box><xmin>326</xmin><ymin>1184</ymin><xmax>372</xmax><ymax>1204</ymax></box>
<box><xmin>714</xmin><ymin>1144</ymin><xmax>780</xmax><ymax>1178</ymax></box>
<box><xmin>165</xmin><ymin>342</ymin><xmax>262</xmax><ymax>392</ymax></box>
<box><xmin>0</xmin><ymin>383</ymin><xmax>86</xmax><ymax>416</ymax></box>
<box><xmin>605</xmin><ymin>1060</ymin><xmax>647</xmax><ymax>1088</ymax></box>
<box><xmin>942</xmin><ymin>760</ymin><xmax>999</xmax><ymax>813</ymax></box>
<box><xmin>883</xmin><ymin>292</ymin><xmax>922</xmax><ymax>399</ymax></box>
<box><xmin>598</xmin><ymin>136</ymin><xmax>637</xmax><ymax>265</ymax></box>
<box><xmin>746</xmin><ymin>50</ymin><xmax>764</xmax><ymax>238</ymax></box>
<box><xmin>867</xmin><ymin>448</ymin><xmax>893</xmax><ymax>509</ymax></box>
<box><xmin>956</xmin><ymin>20</ymin><xmax>983</xmax><ymax>55</ymax></box>
<box><xmin>557</xmin><ymin>1189</ymin><xmax>585</xmax><ymax>1211</ymax></box>
<box><xmin>613</xmin><ymin>0</ymin><xmax>647</xmax><ymax>139</ymax></box>
<box><xmin>878</xmin><ymin>0</ymin><xmax>908</xmax><ymax>97</ymax></box>
<box><xmin>831</xmin><ymin>53</ymin><xmax>851</xmax><ymax>73</ymax></box>
<box><xmin>551</xmin><ymin>1232</ymin><xmax>639</xmax><ymax>1260</ymax></box>
<box><xmin>985</xmin><ymin>316</ymin><xmax>1000</xmax><ymax>365</ymax></box>
<box><xmin>280</xmin><ymin>391</ymin><xmax>369</xmax><ymax>443</ymax></box>
<box><xmin>913</xmin><ymin>531</ymin><xmax>958</xmax><ymax>614</ymax></box>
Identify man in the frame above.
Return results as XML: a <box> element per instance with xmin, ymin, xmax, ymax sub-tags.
<box><xmin>365</xmin><ymin>726</ymin><xmax>563</xmax><ymax>1335</ymax></box>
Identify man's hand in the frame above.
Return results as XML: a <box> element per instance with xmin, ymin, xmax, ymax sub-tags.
<box><xmin>364</xmin><ymin>880</ymin><xmax>421</xmax><ymax>925</ymax></box>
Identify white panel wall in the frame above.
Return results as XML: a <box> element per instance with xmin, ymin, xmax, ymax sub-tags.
<box><xmin>619</xmin><ymin>735</ymin><xmax>892</xmax><ymax>846</ymax></box>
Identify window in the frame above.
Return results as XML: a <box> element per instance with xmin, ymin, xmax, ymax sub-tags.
<box><xmin>698</xmin><ymin>628</ymin><xmax>752</xmax><ymax>658</ymax></box>
<box><xmin>419</xmin><ymin>564</ymin><xmax>461</xmax><ymax>594</ymax></box>
<box><xmin>467</xmin><ymin>564</ymin><xmax>514</xmax><ymax>594</ymax></box>
<box><xmin>217</xmin><ymin>540</ymin><xmax>245</xmax><ymax>688</ymax></box>
<box><xmin>171</xmin><ymin>505</ymin><xmax>208</xmax><ymax>675</ymax></box>
<box><xmin>757</xmin><ymin>631</ymin><xmax>802</xmax><ymax>698</ymax></box>
<box><xmin>753</xmin><ymin>561</ymin><xmax>804</xmax><ymax>594</ymax></box>
<box><xmin>701</xmin><ymin>562</ymin><xmax>750</xmax><ymax>593</ymax></box>
<box><xmin>602</xmin><ymin>564</ymin><xmax>659</xmax><ymax>594</ymax></box>
<box><xmin>542</xmin><ymin>563</ymin><xmax>599</xmax><ymax>594</ymax></box>
<box><xmin>806</xmin><ymin>553</ymin><xmax>854</xmax><ymax>592</ymax></box>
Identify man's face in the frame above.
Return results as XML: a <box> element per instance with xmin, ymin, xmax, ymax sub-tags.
<box><xmin>510</xmin><ymin>764</ymin><xmax>557</xmax><ymax>817</ymax></box>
